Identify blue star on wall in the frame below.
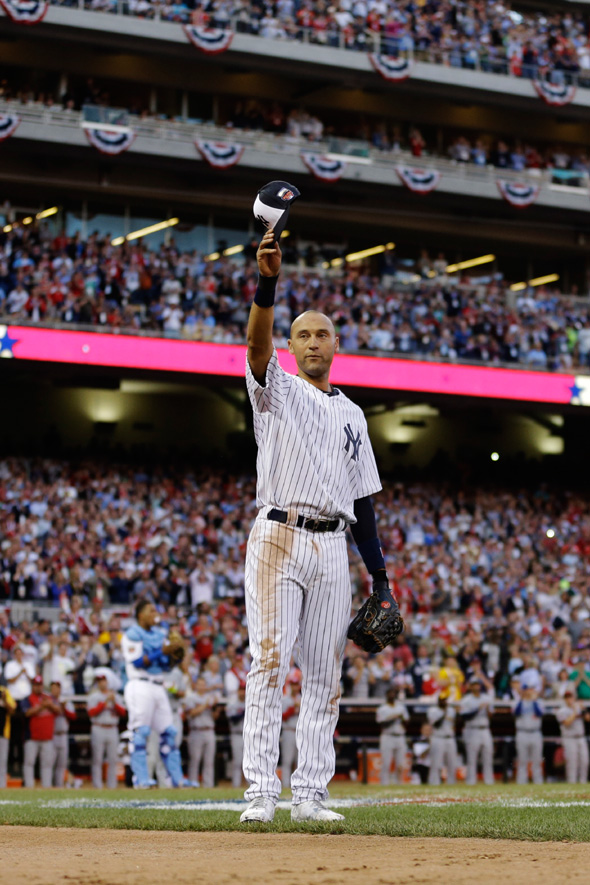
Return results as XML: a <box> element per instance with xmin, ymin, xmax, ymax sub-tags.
<box><xmin>0</xmin><ymin>326</ymin><xmax>19</xmax><ymax>358</ymax></box>
<box><xmin>569</xmin><ymin>381</ymin><xmax>583</xmax><ymax>402</ymax></box>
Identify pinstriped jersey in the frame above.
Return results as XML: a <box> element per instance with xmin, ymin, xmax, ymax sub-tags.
<box><xmin>246</xmin><ymin>348</ymin><xmax>382</xmax><ymax>523</ymax></box>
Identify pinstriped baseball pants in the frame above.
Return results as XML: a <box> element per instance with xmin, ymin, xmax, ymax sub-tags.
<box><xmin>243</xmin><ymin>517</ymin><xmax>351</xmax><ymax>804</ymax></box>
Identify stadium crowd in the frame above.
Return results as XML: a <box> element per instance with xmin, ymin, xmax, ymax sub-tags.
<box><xmin>3</xmin><ymin>72</ymin><xmax>590</xmax><ymax>182</ymax></box>
<box><xmin>1</xmin><ymin>221</ymin><xmax>589</xmax><ymax>371</ymax></box>
<box><xmin>1</xmin><ymin>457</ymin><xmax>590</xmax><ymax>785</ymax></box>
<box><xmin>49</xmin><ymin>0</ymin><xmax>590</xmax><ymax>87</ymax></box>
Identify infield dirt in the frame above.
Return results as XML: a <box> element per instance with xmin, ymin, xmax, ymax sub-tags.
<box><xmin>2</xmin><ymin>827</ymin><xmax>589</xmax><ymax>884</ymax></box>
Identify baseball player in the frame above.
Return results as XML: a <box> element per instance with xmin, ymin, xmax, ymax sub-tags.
<box><xmin>87</xmin><ymin>673</ymin><xmax>126</xmax><ymax>789</ymax></box>
<box><xmin>49</xmin><ymin>680</ymin><xmax>76</xmax><ymax>787</ymax></box>
<box><xmin>121</xmin><ymin>601</ymin><xmax>186</xmax><ymax>788</ymax></box>
<box><xmin>459</xmin><ymin>678</ymin><xmax>494</xmax><ymax>785</ymax></box>
<box><xmin>555</xmin><ymin>687</ymin><xmax>590</xmax><ymax>783</ymax></box>
<box><xmin>427</xmin><ymin>695</ymin><xmax>458</xmax><ymax>785</ymax></box>
<box><xmin>376</xmin><ymin>687</ymin><xmax>408</xmax><ymax>785</ymax></box>
<box><xmin>0</xmin><ymin>684</ymin><xmax>16</xmax><ymax>788</ymax></box>
<box><xmin>22</xmin><ymin>675</ymin><xmax>60</xmax><ymax>788</ymax></box>
<box><xmin>280</xmin><ymin>678</ymin><xmax>301</xmax><ymax>788</ymax></box>
<box><xmin>225</xmin><ymin>681</ymin><xmax>246</xmax><ymax>788</ymax></box>
<box><xmin>513</xmin><ymin>683</ymin><xmax>544</xmax><ymax>784</ymax></box>
<box><xmin>240</xmin><ymin>208</ymin><xmax>395</xmax><ymax>824</ymax></box>
<box><xmin>182</xmin><ymin>675</ymin><xmax>221</xmax><ymax>788</ymax></box>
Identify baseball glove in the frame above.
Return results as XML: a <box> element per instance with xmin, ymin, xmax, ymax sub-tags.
<box><xmin>166</xmin><ymin>631</ymin><xmax>185</xmax><ymax>666</ymax></box>
<box><xmin>347</xmin><ymin>580</ymin><xmax>404</xmax><ymax>654</ymax></box>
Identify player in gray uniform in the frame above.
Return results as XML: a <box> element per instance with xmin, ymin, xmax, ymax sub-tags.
<box><xmin>280</xmin><ymin>679</ymin><xmax>301</xmax><ymax>788</ymax></box>
<box><xmin>427</xmin><ymin>695</ymin><xmax>458</xmax><ymax>785</ymax></box>
<box><xmin>182</xmin><ymin>676</ymin><xmax>220</xmax><ymax>788</ymax></box>
<box><xmin>49</xmin><ymin>681</ymin><xmax>76</xmax><ymax>787</ymax></box>
<box><xmin>513</xmin><ymin>684</ymin><xmax>544</xmax><ymax>784</ymax></box>
<box><xmin>240</xmin><ymin>212</ymin><xmax>394</xmax><ymax>824</ymax></box>
<box><xmin>555</xmin><ymin>687</ymin><xmax>590</xmax><ymax>783</ymax></box>
<box><xmin>376</xmin><ymin>687</ymin><xmax>408</xmax><ymax>785</ymax></box>
<box><xmin>460</xmin><ymin>678</ymin><xmax>494</xmax><ymax>785</ymax></box>
<box><xmin>87</xmin><ymin>674</ymin><xmax>126</xmax><ymax>789</ymax></box>
<box><xmin>225</xmin><ymin>682</ymin><xmax>246</xmax><ymax>788</ymax></box>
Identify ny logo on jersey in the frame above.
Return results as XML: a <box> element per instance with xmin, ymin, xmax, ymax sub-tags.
<box><xmin>343</xmin><ymin>424</ymin><xmax>362</xmax><ymax>461</ymax></box>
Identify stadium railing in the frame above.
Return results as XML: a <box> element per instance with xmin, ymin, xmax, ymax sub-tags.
<box><xmin>3</xmin><ymin>101</ymin><xmax>589</xmax><ymax>213</ymax></box>
<box><xmin>40</xmin><ymin>0</ymin><xmax>590</xmax><ymax>91</ymax></box>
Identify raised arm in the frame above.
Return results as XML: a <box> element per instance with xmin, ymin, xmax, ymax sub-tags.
<box><xmin>247</xmin><ymin>228</ymin><xmax>282</xmax><ymax>385</ymax></box>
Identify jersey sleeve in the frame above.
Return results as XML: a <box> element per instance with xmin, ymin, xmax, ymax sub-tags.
<box><xmin>355</xmin><ymin>416</ymin><xmax>383</xmax><ymax>499</ymax></box>
<box><xmin>246</xmin><ymin>347</ymin><xmax>292</xmax><ymax>415</ymax></box>
<box><xmin>122</xmin><ymin>630</ymin><xmax>144</xmax><ymax>666</ymax></box>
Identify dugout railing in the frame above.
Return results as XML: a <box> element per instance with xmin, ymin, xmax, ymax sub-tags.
<box><xmin>7</xmin><ymin>694</ymin><xmax>588</xmax><ymax>786</ymax></box>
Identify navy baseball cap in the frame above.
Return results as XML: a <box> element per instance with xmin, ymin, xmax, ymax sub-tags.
<box><xmin>253</xmin><ymin>180</ymin><xmax>300</xmax><ymax>242</ymax></box>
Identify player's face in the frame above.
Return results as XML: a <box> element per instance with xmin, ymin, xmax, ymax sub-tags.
<box><xmin>138</xmin><ymin>603</ymin><xmax>159</xmax><ymax>629</ymax></box>
<box><xmin>288</xmin><ymin>312</ymin><xmax>339</xmax><ymax>383</ymax></box>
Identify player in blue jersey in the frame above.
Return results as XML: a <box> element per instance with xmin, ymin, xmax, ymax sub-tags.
<box><xmin>122</xmin><ymin>600</ymin><xmax>186</xmax><ymax>788</ymax></box>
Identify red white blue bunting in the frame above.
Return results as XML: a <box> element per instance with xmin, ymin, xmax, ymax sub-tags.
<box><xmin>301</xmin><ymin>152</ymin><xmax>346</xmax><ymax>182</ymax></box>
<box><xmin>533</xmin><ymin>80</ymin><xmax>576</xmax><ymax>107</ymax></box>
<box><xmin>183</xmin><ymin>26</ymin><xmax>233</xmax><ymax>54</ymax></box>
<box><xmin>497</xmin><ymin>179</ymin><xmax>540</xmax><ymax>207</ymax></box>
<box><xmin>395</xmin><ymin>166</ymin><xmax>441</xmax><ymax>194</ymax></box>
<box><xmin>368</xmin><ymin>54</ymin><xmax>413</xmax><ymax>81</ymax></box>
<box><xmin>83</xmin><ymin>127</ymin><xmax>136</xmax><ymax>156</ymax></box>
<box><xmin>195</xmin><ymin>140</ymin><xmax>244</xmax><ymax>168</ymax></box>
<box><xmin>0</xmin><ymin>0</ymin><xmax>48</xmax><ymax>23</ymax></box>
<box><xmin>0</xmin><ymin>113</ymin><xmax>20</xmax><ymax>141</ymax></box>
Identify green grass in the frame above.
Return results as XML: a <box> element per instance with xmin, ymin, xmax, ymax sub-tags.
<box><xmin>1</xmin><ymin>783</ymin><xmax>590</xmax><ymax>841</ymax></box>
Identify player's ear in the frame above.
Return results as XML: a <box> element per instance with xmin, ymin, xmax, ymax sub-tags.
<box><xmin>334</xmin><ymin>336</ymin><xmax>340</xmax><ymax>352</ymax></box>
<box><xmin>288</xmin><ymin>338</ymin><xmax>294</xmax><ymax>354</ymax></box>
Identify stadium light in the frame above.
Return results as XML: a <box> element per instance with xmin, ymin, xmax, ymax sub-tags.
<box><xmin>111</xmin><ymin>218</ymin><xmax>179</xmax><ymax>247</ymax></box>
<box><xmin>345</xmin><ymin>242</ymin><xmax>395</xmax><ymax>263</ymax></box>
<box><xmin>445</xmin><ymin>254</ymin><xmax>495</xmax><ymax>273</ymax></box>
<box><xmin>546</xmin><ymin>528</ymin><xmax>555</xmax><ymax>538</ymax></box>
<box><xmin>36</xmin><ymin>207</ymin><xmax>58</xmax><ymax>220</ymax></box>
<box><xmin>490</xmin><ymin>452</ymin><xmax>500</xmax><ymax>461</ymax></box>
<box><xmin>528</xmin><ymin>273</ymin><xmax>560</xmax><ymax>287</ymax></box>
<box><xmin>205</xmin><ymin>229</ymin><xmax>290</xmax><ymax>262</ymax></box>
<box><xmin>509</xmin><ymin>273</ymin><xmax>560</xmax><ymax>292</ymax></box>
<box><xmin>22</xmin><ymin>217</ymin><xmax>33</xmax><ymax>225</ymax></box>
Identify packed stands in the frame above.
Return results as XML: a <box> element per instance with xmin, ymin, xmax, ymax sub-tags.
<box><xmin>1</xmin><ymin>222</ymin><xmax>589</xmax><ymax>371</ymax></box>
<box><xmin>47</xmin><ymin>0</ymin><xmax>590</xmax><ymax>89</ymax></box>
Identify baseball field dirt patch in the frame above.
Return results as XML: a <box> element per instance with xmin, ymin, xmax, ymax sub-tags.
<box><xmin>3</xmin><ymin>827</ymin><xmax>589</xmax><ymax>885</ymax></box>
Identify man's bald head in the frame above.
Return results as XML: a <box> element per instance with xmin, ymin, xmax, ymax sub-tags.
<box><xmin>290</xmin><ymin>310</ymin><xmax>335</xmax><ymax>338</ymax></box>
<box><xmin>288</xmin><ymin>310</ymin><xmax>339</xmax><ymax>388</ymax></box>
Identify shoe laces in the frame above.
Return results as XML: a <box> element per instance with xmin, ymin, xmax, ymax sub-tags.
<box><xmin>250</xmin><ymin>797</ymin><xmax>270</xmax><ymax>808</ymax></box>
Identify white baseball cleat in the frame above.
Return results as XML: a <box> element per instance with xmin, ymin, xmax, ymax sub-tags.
<box><xmin>239</xmin><ymin>797</ymin><xmax>276</xmax><ymax>823</ymax></box>
<box><xmin>291</xmin><ymin>800</ymin><xmax>345</xmax><ymax>822</ymax></box>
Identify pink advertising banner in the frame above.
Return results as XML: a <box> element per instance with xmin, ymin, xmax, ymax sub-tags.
<box><xmin>0</xmin><ymin>325</ymin><xmax>583</xmax><ymax>406</ymax></box>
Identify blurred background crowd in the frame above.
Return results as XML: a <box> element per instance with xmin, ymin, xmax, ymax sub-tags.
<box><xmin>49</xmin><ymin>0</ymin><xmax>590</xmax><ymax>88</ymax></box>
<box><xmin>1</xmin><ymin>223</ymin><xmax>589</xmax><ymax>371</ymax></box>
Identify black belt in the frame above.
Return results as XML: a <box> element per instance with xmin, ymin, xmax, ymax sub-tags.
<box><xmin>267</xmin><ymin>508</ymin><xmax>340</xmax><ymax>533</ymax></box>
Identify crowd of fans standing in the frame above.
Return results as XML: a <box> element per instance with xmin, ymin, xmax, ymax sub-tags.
<box><xmin>2</xmin><ymin>223</ymin><xmax>590</xmax><ymax>371</ymax></box>
<box><xmin>1</xmin><ymin>457</ymin><xmax>590</xmax><ymax>785</ymax></box>
<box><xmin>62</xmin><ymin>0</ymin><xmax>590</xmax><ymax>88</ymax></box>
